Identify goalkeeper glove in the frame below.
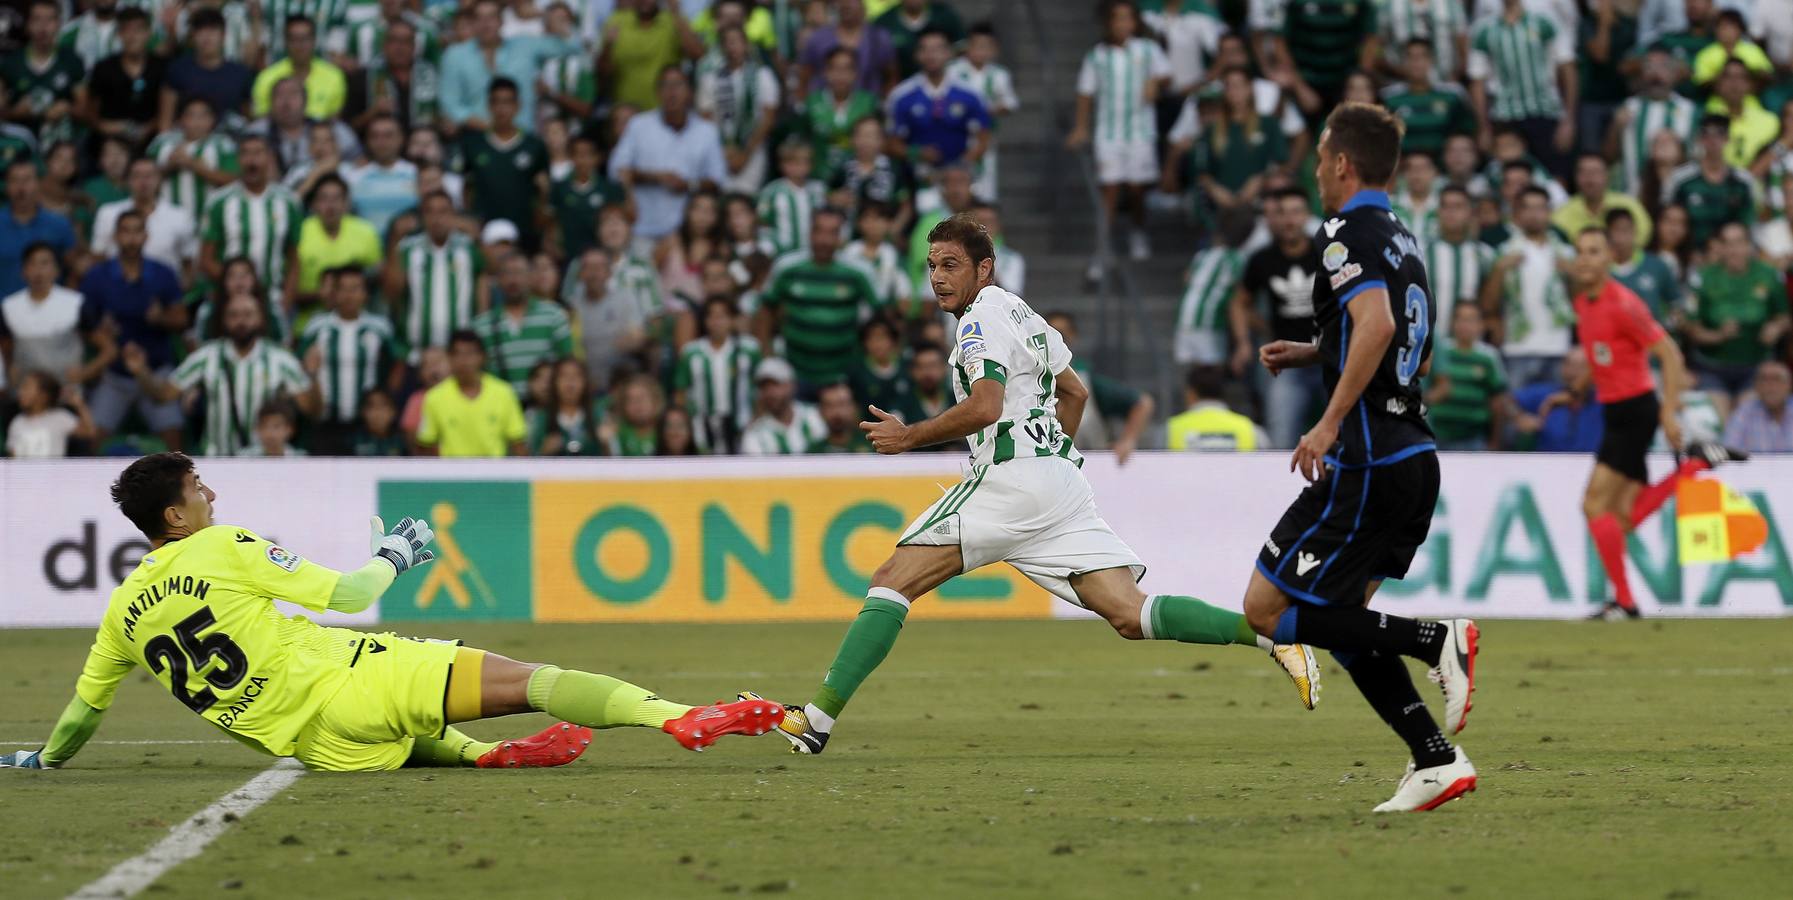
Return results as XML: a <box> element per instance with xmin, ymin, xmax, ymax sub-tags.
<box><xmin>371</xmin><ymin>515</ymin><xmax>436</xmax><ymax>576</ymax></box>
<box><xmin>0</xmin><ymin>749</ymin><xmax>49</xmax><ymax>769</ymax></box>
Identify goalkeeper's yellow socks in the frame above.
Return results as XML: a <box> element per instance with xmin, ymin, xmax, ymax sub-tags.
<box><xmin>1141</xmin><ymin>595</ymin><xmax>1269</xmax><ymax>648</ymax></box>
<box><xmin>407</xmin><ymin>727</ymin><xmax>498</xmax><ymax>767</ymax></box>
<box><xmin>526</xmin><ymin>666</ymin><xmax>693</xmax><ymax>728</ymax></box>
<box><xmin>810</xmin><ymin>588</ymin><xmax>910</xmax><ymax>721</ymax></box>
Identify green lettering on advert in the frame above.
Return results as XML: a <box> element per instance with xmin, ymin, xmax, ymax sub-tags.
<box><xmin>377</xmin><ymin>481</ymin><xmax>533</xmax><ymax>621</ymax></box>
<box><xmin>822</xmin><ymin>502</ymin><xmax>1009</xmax><ymax>601</ymax></box>
<box><xmin>1587</xmin><ymin>500</ymin><xmax>1682</xmax><ymax>605</ymax></box>
<box><xmin>702</xmin><ymin>503</ymin><xmax>792</xmax><ymax>602</ymax></box>
<box><xmin>1698</xmin><ymin>493</ymin><xmax>1793</xmax><ymax>607</ymax></box>
<box><xmin>573</xmin><ymin>506</ymin><xmax>672</xmax><ymax>604</ymax></box>
<box><xmin>1466</xmin><ymin>484</ymin><xmax>1570</xmax><ymax>601</ymax></box>
<box><xmin>1380</xmin><ymin>495</ymin><xmax>1449</xmax><ymax>598</ymax></box>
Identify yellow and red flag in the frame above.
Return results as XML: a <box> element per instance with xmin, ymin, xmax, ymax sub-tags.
<box><xmin>1676</xmin><ymin>477</ymin><xmax>1769</xmax><ymax>563</ymax></box>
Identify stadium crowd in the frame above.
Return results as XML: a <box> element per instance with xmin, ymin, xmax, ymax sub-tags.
<box><xmin>0</xmin><ymin>0</ymin><xmax>1789</xmax><ymax>460</ymax></box>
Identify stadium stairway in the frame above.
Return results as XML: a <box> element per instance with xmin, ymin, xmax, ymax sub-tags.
<box><xmin>959</xmin><ymin>0</ymin><xmax>1194</xmax><ymax>404</ymax></box>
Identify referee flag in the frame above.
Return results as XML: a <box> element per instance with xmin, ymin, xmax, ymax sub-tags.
<box><xmin>1676</xmin><ymin>478</ymin><xmax>1769</xmax><ymax>563</ymax></box>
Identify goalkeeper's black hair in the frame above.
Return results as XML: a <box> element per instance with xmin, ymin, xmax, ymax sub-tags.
<box><xmin>111</xmin><ymin>452</ymin><xmax>196</xmax><ymax>541</ymax></box>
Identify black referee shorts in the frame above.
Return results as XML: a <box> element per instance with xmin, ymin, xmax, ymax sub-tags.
<box><xmin>1597</xmin><ymin>391</ymin><xmax>1660</xmax><ymax>483</ymax></box>
<box><xmin>1255</xmin><ymin>450</ymin><xmax>1440</xmax><ymax>606</ymax></box>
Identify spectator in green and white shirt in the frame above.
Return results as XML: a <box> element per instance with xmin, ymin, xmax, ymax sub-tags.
<box><xmin>1067</xmin><ymin>0</ymin><xmax>1170</xmax><ymax>270</ymax></box>
<box><xmin>470</xmin><ymin>251</ymin><xmax>574</xmax><ymax>394</ymax></box>
<box><xmin>1391</xmin><ymin>151</ymin><xmax>1443</xmax><ymax>240</ymax></box>
<box><xmin>200</xmin><ymin>134</ymin><xmax>303</xmax><ymax>310</ymax></box>
<box><xmin>843</xmin><ymin>200</ymin><xmax>912</xmax><ymax>316</ymax></box>
<box><xmin>740</xmin><ymin>355</ymin><xmax>825</xmax><ymax>455</ymax></box>
<box><xmin>1367</xmin><ymin>0</ymin><xmax>1470</xmax><ymax>86</ymax></box>
<box><xmin>1424</xmin><ymin>303</ymin><xmax>1509</xmax><ymax>450</ymax></box>
<box><xmin>387</xmin><ymin>189</ymin><xmax>486</xmax><ymax>365</ymax></box>
<box><xmin>1481</xmin><ymin>185</ymin><xmax>1575</xmax><ymax>389</ymax></box>
<box><xmin>330</xmin><ymin>0</ymin><xmax>439</xmax><ymax>71</ymax></box>
<box><xmin>297</xmin><ymin>266</ymin><xmax>400</xmax><ymax>453</ymax></box>
<box><xmin>1606</xmin><ymin>207</ymin><xmax>1680</xmax><ymax>323</ymax></box>
<box><xmin>123</xmin><ymin>291</ymin><xmax>321</xmax><ymax>456</ymax></box>
<box><xmin>1468</xmin><ymin>0</ymin><xmax>1579</xmax><ymax>181</ymax></box>
<box><xmin>1172</xmin><ymin>202</ymin><xmax>1251</xmax><ymax>368</ymax></box>
<box><xmin>757</xmin><ymin>140</ymin><xmax>826</xmax><ymax>260</ymax></box>
<box><xmin>695</xmin><ymin>22</ymin><xmax>781</xmax><ymax>193</ymax></box>
<box><xmin>147</xmin><ymin>96</ymin><xmax>240</xmax><ymax>225</ymax></box>
<box><xmin>674</xmin><ymin>295</ymin><xmax>761</xmax><ymax>453</ymax></box>
<box><xmin>1424</xmin><ymin>185</ymin><xmax>1496</xmax><ymax>331</ymax></box>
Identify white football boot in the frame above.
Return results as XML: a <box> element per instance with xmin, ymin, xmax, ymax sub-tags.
<box><xmin>1270</xmin><ymin>643</ymin><xmax>1321</xmax><ymax>710</ymax></box>
<box><xmin>1426</xmin><ymin>619</ymin><xmax>1479</xmax><ymax>734</ymax></box>
<box><xmin>1373</xmin><ymin>747</ymin><xmax>1477</xmax><ymax>813</ymax></box>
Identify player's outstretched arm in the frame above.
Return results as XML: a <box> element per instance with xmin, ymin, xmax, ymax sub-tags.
<box><xmin>1292</xmin><ymin>289</ymin><xmax>1395</xmax><ymax>481</ymax></box>
<box><xmin>2</xmin><ymin>697</ymin><xmax>106</xmax><ymax>770</ymax></box>
<box><xmin>326</xmin><ymin>516</ymin><xmax>439</xmax><ymax>614</ymax></box>
<box><xmin>861</xmin><ymin>379</ymin><xmax>1003</xmax><ymax>454</ymax></box>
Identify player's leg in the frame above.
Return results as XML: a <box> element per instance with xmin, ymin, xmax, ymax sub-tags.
<box><xmin>1072</xmin><ymin>566</ymin><xmax>1258</xmax><ymax>645</ymax></box>
<box><xmin>1069</xmin><ymin>564</ymin><xmax>1322</xmax><ymax>710</ymax></box>
<box><xmin>1629</xmin><ymin>439</ymin><xmax>1748</xmax><ymax>525</ymax></box>
<box><xmin>451</xmin><ymin>647</ymin><xmax>781</xmax><ymax>753</ymax></box>
<box><xmin>778</xmin><ymin>543</ymin><xmax>964</xmax><ymax>753</ymax></box>
<box><xmin>1585</xmin><ymin>461</ymin><xmax>1644</xmax><ymax>615</ymax></box>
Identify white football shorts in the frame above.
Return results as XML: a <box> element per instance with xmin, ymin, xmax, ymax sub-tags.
<box><xmin>898</xmin><ymin>455</ymin><xmax>1145</xmax><ymax>607</ymax></box>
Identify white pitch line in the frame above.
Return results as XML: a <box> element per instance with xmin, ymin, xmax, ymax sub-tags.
<box><xmin>67</xmin><ymin>759</ymin><xmax>304</xmax><ymax>900</ymax></box>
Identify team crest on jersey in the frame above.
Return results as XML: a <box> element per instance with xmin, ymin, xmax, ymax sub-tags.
<box><xmin>265</xmin><ymin>545</ymin><xmax>302</xmax><ymax>572</ymax></box>
<box><xmin>1322</xmin><ymin>241</ymin><xmax>1349</xmax><ymax>272</ymax></box>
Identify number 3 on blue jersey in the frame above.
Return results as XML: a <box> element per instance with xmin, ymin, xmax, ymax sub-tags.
<box><xmin>1396</xmin><ymin>284</ymin><xmax>1429</xmax><ymax>385</ymax></box>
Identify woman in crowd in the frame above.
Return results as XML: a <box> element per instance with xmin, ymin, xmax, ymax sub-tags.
<box><xmin>530</xmin><ymin>358</ymin><xmax>603</xmax><ymax>456</ymax></box>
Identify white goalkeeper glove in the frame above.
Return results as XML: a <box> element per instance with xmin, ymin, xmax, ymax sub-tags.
<box><xmin>370</xmin><ymin>516</ymin><xmax>436</xmax><ymax>576</ymax></box>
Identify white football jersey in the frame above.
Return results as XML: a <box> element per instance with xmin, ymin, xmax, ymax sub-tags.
<box><xmin>947</xmin><ymin>286</ymin><xmax>1081</xmax><ymax>468</ymax></box>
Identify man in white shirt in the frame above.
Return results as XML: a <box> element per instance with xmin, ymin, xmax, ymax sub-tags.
<box><xmin>608</xmin><ymin>66</ymin><xmax>728</xmax><ymax>241</ymax></box>
<box><xmin>1481</xmin><ymin>185</ymin><xmax>1574</xmax><ymax>389</ymax></box>
<box><xmin>91</xmin><ymin>157</ymin><xmax>198</xmax><ymax>275</ymax></box>
<box><xmin>740</xmin><ymin>356</ymin><xmax>825</xmax><ymax>455</ymax></box>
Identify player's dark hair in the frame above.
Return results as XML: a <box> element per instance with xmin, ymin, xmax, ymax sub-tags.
<box><xmin>256</xmin><ymin>397</ymin><xmax>297</xmax><ymax>427</ymax></box>
<box><xmin>111</xmin><ymin>452</ymin><xmax>197</xmax><ymax>541</ymax></box>
<box><xmin>1604</xmin><ymin>207</ymin><xmax>1636</xmax><ymax>229</ymax></box>
<box><xmin>926</xmin><ymin>213</ymin><xmax>997</xmax><ymax>269</ymax></box>
<box><xmin>859</xmin><ymin>317</ymin><xmax>899</xmax><ymax>346</ymax></box>
<box><xmin>1185</xmin><ymin>365</ymin><xmax>1227</xmax><ymax>400</ymax></box>
<box><xmin>1215</xmin><ymin>203</ymin><xmax>1257</xmax><ymax>249</ymax></box>
<box><xmin>1516</xmin><ymin>184</ymin><xmax>1551</xmax><ymax>206</ymax></box>
<box><xmin>187</xmin><ymin>8</ymin><xmax>225</xmax><ymax>32</ymax></box>
<box><xmin>1322</xmin><ymin>102</ymin><xmax>1405</xmax><ymax>187</ymax></box>
<box><xmin>448</xmin><ymin>329</ymin><xmax>486</xmax><ymax>355</ymax></box>
<box><xmin>917</xmin><ymin>26</ymin><xmax>954</xmax><ymax>46</ymax></box>
<box><xmin>327</xmin><ymin>264</ymin><xmax>369</xmax><ymax>288</ymax></box>
<box><xmin>20</xmin><ymin>240</ymin><xmax>58</xmax><ymax>270</ymax></box>
<box><xmin>489</xmin><ymin>76</ymin><xmax>520</xmax><ymax>99</ymax></box>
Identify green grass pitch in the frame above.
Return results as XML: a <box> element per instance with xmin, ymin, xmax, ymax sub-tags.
<box><xmin>3</xmin><ymin>619</ymin><xmax>1790</xmax><ymax>899</ymax></box>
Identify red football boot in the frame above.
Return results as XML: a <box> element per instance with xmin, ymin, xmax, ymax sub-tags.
<box><xmin>475</xmin><ymin>722</ymin><xmax>594</xmax><ymax>768</ymax></box>
<box><xmin>662</xmin><ymin>697</ymin><xmax>787</xmax><ymax>751</ymax></box>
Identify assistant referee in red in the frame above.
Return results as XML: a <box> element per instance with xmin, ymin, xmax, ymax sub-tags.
<box><xmin>1570</xmin><ymin>226</ymin><xmax>1746</xmax><ymax>620</ymax></box>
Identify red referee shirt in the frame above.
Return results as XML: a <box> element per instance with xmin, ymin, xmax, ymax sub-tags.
<box><xmin>1573</xmin><ymin>277</ymin><xmax>1667</xmax><ymax>403</ymax></box>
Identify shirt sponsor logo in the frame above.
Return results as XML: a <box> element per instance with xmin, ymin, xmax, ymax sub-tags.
<box><xmin>1322</xmin><ymin>241</ymin><xmax>1350</xmax><ymax>272</ymax></box>
<box><xmin>266</xmin><ymin>544</ymin><xmax>302</xmax><ymax>572</ymax></box>
<box><xmin>1329</xmin><ymin>262</ymin><xmax>1363</xmax><ymax>290</ymax></box>
<box><xmin>1264</xmin><ymin>538</ymin><xmax>1281</xmax><ymax>558</ymax></box>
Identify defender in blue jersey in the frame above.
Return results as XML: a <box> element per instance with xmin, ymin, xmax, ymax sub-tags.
<box><xmin>1242</xmin><ymin>103</ymin><xmax>1481</xmax><ymax>813</ymax></box>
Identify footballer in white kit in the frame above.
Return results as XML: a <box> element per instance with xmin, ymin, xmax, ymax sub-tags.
<box><xmin>763</xmin><ymin>213</ymin><xmax>1323</xmax><ymax>755</ymax></box>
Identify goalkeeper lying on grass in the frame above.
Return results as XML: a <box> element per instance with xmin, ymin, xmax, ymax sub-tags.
<box><xmin>1</xmin><ymin>452</ymin><xmax>783</xmax><ymax>772</ymax></box>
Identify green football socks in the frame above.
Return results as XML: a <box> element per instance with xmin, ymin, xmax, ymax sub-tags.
<box><xmin>1142</xmin><ymin>595</ymin><xmax>1263</xmax><ymax>646</ymax></box>
<box><xmin>810</xmin><ymin>588</ymin><xmax>911</xmax><ymax>720</ymax></box>
<box><xmin>526</xmin><ymin>666</ymin><xmax>693</xmax><ymax>729</ymax></box>
<box><xmin>406</xmin><ymin>727</ymin><xmax>498</xmax><ymax>767</ymax></box>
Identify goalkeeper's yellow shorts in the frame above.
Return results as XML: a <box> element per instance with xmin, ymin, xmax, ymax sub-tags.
<box><xmin>292</xmin><ymin>634</ymin><xmax>462</xmax><ymax>772</ymax></box>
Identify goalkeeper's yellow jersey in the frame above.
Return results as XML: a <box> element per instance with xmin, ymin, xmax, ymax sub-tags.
<box><xmin>75</xmin><ymin>524</ymin><xmax>363</xmax><ymax>757</ymax></box>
